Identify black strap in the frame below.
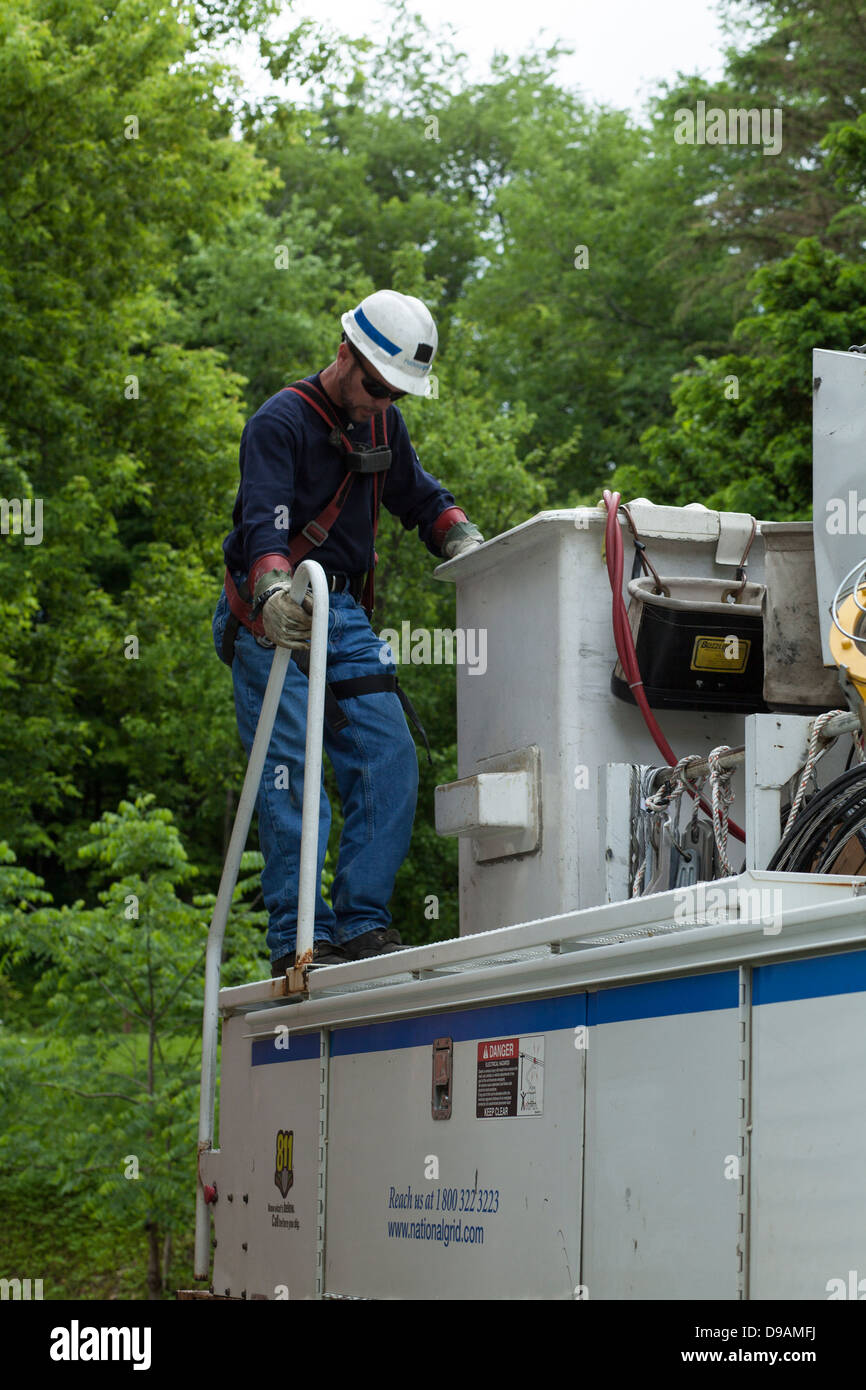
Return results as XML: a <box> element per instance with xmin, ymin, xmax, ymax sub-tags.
<box><xmin>630</xmin><ymin>539</ymin><xmax>645</xmax><ymax>582</ymax></box>
<box><xmin>221</xmin><ymin>575</ymin><xmax>253</xmax><ymax>666</ymax></box>
<box><xmin>330</xmin><ymin>674</ymin><xmax>432</xmax><ymax>766</ymax></box>
<box><xmin>292</xmin><ymin>648</ymin><xmax>350</xmax><ymax>732</ymax></box>
<box><xmin>291</xmin><ymin>663</ymin><xmax>432</xmax><ymax>764</ymax></box>
<box><xmin>329</xmin><ymin>674</ymin><xmax>398</xmax><ymax>699</ymax></box>
<box><xmin>220</xmin><ymin>621</ymin><xmax>432</xmax><ymax>762</ymax></box>
<box><xmin>221</xmin><ymin>612</ymin><xmax>241</xmax><ymax>666</ymax></box>
<box><xmin>394</xmin><ymin>679</ymin><xmax>433</xmax><ymax>767</ymax></box>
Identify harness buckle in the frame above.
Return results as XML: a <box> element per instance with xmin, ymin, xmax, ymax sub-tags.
<box><xmin>302</xmin><ymin>520</ymin><xmax>329</xmax><ymax>546</ymax></box>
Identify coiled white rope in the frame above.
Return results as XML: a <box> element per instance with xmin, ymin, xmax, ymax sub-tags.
<box><xmin>783</xmin><ymin>710</ymin><xmax>847</xmax><ymax>837</ymax></box>
<box><xmin>708</xmin><ymin>745</ymin><xmax>736</xmax><ymax>876</ymax></box>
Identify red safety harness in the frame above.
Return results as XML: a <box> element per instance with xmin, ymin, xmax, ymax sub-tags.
<box><xmin>218</xmin><ymin>381</ymin><xmax>433</xmax><ymax>763</ymax></box>
<box><xmin>223</xmin><ymin>378</ymin><xmax>388</xmax><ymax>635</ymax></box>
<box><xmin>280</xmin><ymin>379</ymin><xmax>390</xmax><ymax>615</ymax></box>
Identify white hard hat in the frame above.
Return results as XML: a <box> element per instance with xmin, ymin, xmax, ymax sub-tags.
<box><xmin>342</xmin><ymin>290</ymin><xmax>437</xmax><ymax>397</ymax></box>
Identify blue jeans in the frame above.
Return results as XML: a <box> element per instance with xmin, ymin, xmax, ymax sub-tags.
<box><xmin>212</xmin><ymin>587</ymin><xmax>419</xmax><ymax>962</ymax></box>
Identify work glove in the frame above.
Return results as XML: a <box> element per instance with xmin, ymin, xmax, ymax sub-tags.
<box><xmin>252</xmin><ymin>570</ymin><xmax>313</xmax><ymax>650</ymax></box>
<box><xmin>442</xmin><ymin>520</ymin><xmax>485</xmax><ymax>560</ymax></box>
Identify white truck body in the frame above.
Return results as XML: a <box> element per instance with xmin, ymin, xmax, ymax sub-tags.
<box><xmin>197</xmin><ymin>346</ymin><xmax>866</xmax><ymax>1300</ymax></box>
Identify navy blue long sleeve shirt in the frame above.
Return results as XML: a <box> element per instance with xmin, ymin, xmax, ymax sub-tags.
<box><xmin>222</xmin><ymin>374</ymin><xmax>457</xmax><ymax>579</ymax></box>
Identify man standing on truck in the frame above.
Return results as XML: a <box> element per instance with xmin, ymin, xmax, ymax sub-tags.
<box><xmin>212</xmin><ymin>290</ymin><xmax>484</xmax><ymax>976</ymax></box>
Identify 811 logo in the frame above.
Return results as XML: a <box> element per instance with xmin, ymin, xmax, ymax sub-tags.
<box><xmin>275</xmin><ymin>1129</ymin><xmax>294</xmax><ymax>1198</ymax></box>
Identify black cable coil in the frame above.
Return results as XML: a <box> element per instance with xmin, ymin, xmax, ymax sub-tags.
<box><xmin>767</xmin><ymin>763</ymin><xmax>866</xmax><ymax>874</ymax></box>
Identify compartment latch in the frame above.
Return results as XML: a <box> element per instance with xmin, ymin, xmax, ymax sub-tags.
<box><xmin>432</xmin><ymin>1037</ymin><xmax>453</xmax><ymax>1120</ymax></box>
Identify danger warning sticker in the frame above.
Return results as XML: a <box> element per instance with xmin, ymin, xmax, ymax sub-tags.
<box><xmin>476</xmin><ymin>1035</ymin><xmax>544</xmax><ymax>1118</ymax></box>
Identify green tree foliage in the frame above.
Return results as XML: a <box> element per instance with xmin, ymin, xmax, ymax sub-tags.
<box><xmin>246</xmin><ymin>6</ymin><xmax>489</xmax><ymax>306</ymax></box>
<box><xmin>0</xmin><ymin>0</ymin><xmax>269</xmax><ymax>865</ymax></box>
<box><xmin>614</xmin><ymin>239</ymin><xmax>866</xmax><ymax>518</ymax></box>
<box><xmin>650</xmin><ymin>0</ymin><xmax>866</xmax><ymax>327</ymax></box>
<box><xmin>0</xmin><ymin>798</ymin><xmax>266</xmax><ymax>1298</ymax></box>
<box><xmin>171</xmin><ymin>205</ymin><xmax>368</xmax><ymax>412</ymax></box>
<box><xmin>459</xmin><ymin>94</ymin><xmax>732</xmax><ymax>492</ymax></box>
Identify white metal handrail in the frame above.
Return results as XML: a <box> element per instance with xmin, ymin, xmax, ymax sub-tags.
<box><xmin>194</xmin><ymin>560</ymin><xmax>329</xmax><ymax>1279</ymax></box>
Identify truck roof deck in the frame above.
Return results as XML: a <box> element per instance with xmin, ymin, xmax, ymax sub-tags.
<box><xmin>219</xmin><ymin>870</ymin><xmax>866</xmax><ymax>1029</ymax></box>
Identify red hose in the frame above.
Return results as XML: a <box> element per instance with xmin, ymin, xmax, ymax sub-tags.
<box><xmin>602</xmin><ymin>489</ymin><xmax>746</xmax><ymax>843</ymax></box>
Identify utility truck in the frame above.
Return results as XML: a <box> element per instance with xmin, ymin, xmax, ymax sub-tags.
<box><xmin>188</xmin><ymin>347</ymin><xmax>866</xmax><ymax>1301</ymax></box>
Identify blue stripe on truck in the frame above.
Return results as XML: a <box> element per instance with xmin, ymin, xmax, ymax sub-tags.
<box><xmin>753</xmin><ymin>947</ymin><xmax>866</xmax><ymax>1006</ymax></box>
<box><xmin>252</xmin><ymin>1031</ymin><xmax>321</xmax><ymax>1066</ymax></box>
<box><xmin>586</xmin><ymin>970</ymin><xmax>738</xmax><ymax>1026</ymax></box>
<box><xmin>330</xmin><ymin>993</ymin><xmax>586</xmax><ymax>1058</ymax></box>
<box><xmin>331</xmin><ymin>971</ymin><xmax>738</xmax><ymax>1057</ymax></box>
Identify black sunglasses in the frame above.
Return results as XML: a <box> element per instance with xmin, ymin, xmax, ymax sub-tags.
<box><xmin>345</xmin><ymin>338</ymin><xmax>406</xmax><ymax>401</ymax></box>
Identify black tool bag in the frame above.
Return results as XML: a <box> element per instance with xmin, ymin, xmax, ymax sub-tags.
<box><xmin>611</xmin><ymin>576</ymin><xmax>770</xmax><ymax>713</ymax></box>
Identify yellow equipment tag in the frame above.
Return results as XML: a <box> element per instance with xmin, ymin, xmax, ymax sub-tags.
<box><xmin>690</xmin><ymin>635</ymin><xmax>750</xmax><ymax>673</ymax></box>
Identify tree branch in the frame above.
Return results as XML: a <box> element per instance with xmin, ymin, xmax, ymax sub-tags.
<box><xmin>34</xmin><ymin>1081</ymin><xmax>139</xmax><ymax>1103</ymax></box>
<box><xmin>90</xmin><ymin>968</ymin><xmax>148</xmax><ymax>1020</ymax></box>
<box><xmin>9</xmin><ymin>199</ymin><xmax>51</xmax><ymax>222</ymax></box>
<box><xmin>601</xmin><ymin>292</ymin><xmax>658</xmax><ymax>333</ymax></box>
<box><xmin>153</xmin><ymin>952</ymin><xmax>205</xmax><ymax>1023</ymax></box>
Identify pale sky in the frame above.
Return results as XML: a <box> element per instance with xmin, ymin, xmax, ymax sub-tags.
<box><xmin>226</xmin><ymin>0</ymin><xmax>733</xmax><ymax>116</ymax></box>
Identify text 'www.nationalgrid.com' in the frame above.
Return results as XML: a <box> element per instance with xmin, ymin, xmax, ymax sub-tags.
<box><xmin>386</xmin><ymin>1218</ymin><xmax>484</xmax><ymax>1248</ymax></box>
